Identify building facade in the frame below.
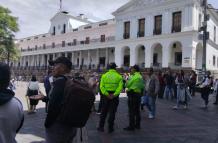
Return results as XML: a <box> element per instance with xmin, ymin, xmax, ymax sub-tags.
<box><xmin>15</xmin><ymin>0</ymin><xmax>218</xmax><ymax>71</ymax></box>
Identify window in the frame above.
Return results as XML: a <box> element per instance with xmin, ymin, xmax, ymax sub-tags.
<box><xmin>52</xmin><ymin>26</ymin><xmax>56</xmax><ymax>35</ymax></box>
<box><xmin>62</xmin><ymin>24</ymin><xmax>66</xmax><ymax>34</ymax></box>
<box><xmin>153</xmin><ymin>53</ymin><xmax>158</xmax><ymax>65</ymax></box>
<box><xmin>175</xmin><ymin>52</ymin><xmax>182</xmax><ymax>66</ymax></box>
<box><xmin>214</xmin><ymin>26</ymin><xmax>216</xmax><ymax>42</ymax></box>
<box><xmin>85</xmin><ymin>37</ymin><xmax>90</xmax><ymax>44</ymax></box>
<box><xmin>84</xmin><ymin>26</ymin><xmax>92</xmax><ymax>29</ymax></box>
<box><xmin>217</xmin><ymin>57</ymin><xmax>218</xmax><ymax>68</ymax></box>
<box><xmin>35</xmin><ymin>45</ymin><xmax>38</xmax><ymax>50</ymax></box>
<box><xmin>154</xmin><ymin>15</ymin><xmax>162</xmax><ymax>35</ymax></box>
<box><xmin>99</xmin><ymin>23</ymin><xmax>108</xmax><ymax>26</ymax></box>
<box><xmin>73</xmin><ymin>39</ymin><xmax>77</xmax><ymax>45</ymax></box>
<box><xmin>62</xmin><ymin>41</ymin><xmax>65</xmax><ymax>47</ymax></box>
<box><xmin>172</xmin><ymin>11</ymin><xmax>181</xmax><ymax>33</ymax></box>
<box><xmin>213</xmin><ymin>55</ymin><xmax>216</xmax><ymax>66</ymax></box>
<box><xmin>73</xmin><ymin>28</ymin><xmax>78</xmax><ymax>32</ymax></box>
<box><xmin>123</xmin><ymin>21</ymin><xmax>130</xmax><ymax>39</ymax></box>
<box><xmin>101</xmin><ymin>35</ymin><xmax>105</xmax><ymax>42</ymax></box>
<box><xmin>43</xmin><ymin>44</ymin><xmax>46</xmax><ymax>49</ymax></box>
<box><xmin>52</xmin><ymin>42</ymin><xmax>55</xmax><ymax>48</ymax></box>
<box><xmin>199</xmin><ymin>14</ymin><xmax>202</xmax><ymax>28</ymax></box>
<box><xmin>138</xmin><ymin>18</ymin><xmax>145</xmax><ymax>37</ymax></box>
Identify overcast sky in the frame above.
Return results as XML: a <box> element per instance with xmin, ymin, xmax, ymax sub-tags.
<box><xmin>0</xmin><ymin>0</ymin><xmax>217</xmax><ymax>39</ymax></box>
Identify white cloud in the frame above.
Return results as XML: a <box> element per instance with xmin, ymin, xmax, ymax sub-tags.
<box><xmin>0</xmin><ymin>0</ymin><xmax>130</xmax><ymax>39</ymax></box>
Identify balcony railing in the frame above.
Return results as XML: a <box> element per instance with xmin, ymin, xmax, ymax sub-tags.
<box><xmin>123</xmin><ymin>33</ymin><xmax>130</xmax><ymax>39</ymax></box>
<box><xmin>153</xmin><ymin>29</ymin><xmax>162</xmax><ymax>35</ymax></box>
<box><xmin>21</xmin><ymin>36</ymin><xmax>115</xmax><ymax>52</ymax></box>
<box><xmin>171</xmin><ymin>26</ymin><xmax>181</xmax><ymax>33</ymax></box>
<box><xmin>137</xmin><ymin>31</ymin><xmax>144</xmax><ymax>37</ymax></box>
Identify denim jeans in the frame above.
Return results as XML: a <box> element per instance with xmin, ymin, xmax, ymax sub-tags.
<box><xmin>176</xmin><ymin>86</ymin><xmax>187</xmax><ymax>107</ymax></box>
<box><xmin>146</xmin><ymin>95</ymin><xmax>157</xmax><ymax>117</ymax></box>
<box><xmin>164</xmin><ymin>85</ymin><xmax>174</xmax><ymax>100</ymax></box>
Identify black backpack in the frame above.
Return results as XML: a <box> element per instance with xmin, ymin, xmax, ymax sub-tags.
<box><xmin>57</xmin><ymin>78</ymin><xmax>95</xmax><ymax>128</ymax></box>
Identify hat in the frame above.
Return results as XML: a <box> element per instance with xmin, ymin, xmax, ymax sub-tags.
<box><xmin>131</xmin><ymin>65</ymin><xmax>140</xmax><ymax>72</ymax></box>
<box><xmin>49</xmin><ymin>56</ymin><xmax>72</xmax><ymax>70</ymax></box>
<box><xmin>109</xmin><ymin>62</ymin><xmax>117</xmax><ymax>69</ymax></box>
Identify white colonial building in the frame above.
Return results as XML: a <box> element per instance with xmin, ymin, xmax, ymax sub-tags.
<box><xmin>15</xmin><ymin>0</ymin><xmax>218</xmax><ymax>72</ymax></box>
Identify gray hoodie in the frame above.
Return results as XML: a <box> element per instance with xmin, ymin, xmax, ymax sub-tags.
<box><xmin>0</xmin><ymin>89</ymin><xmax>24</xmax><ymax>143</ymax></box>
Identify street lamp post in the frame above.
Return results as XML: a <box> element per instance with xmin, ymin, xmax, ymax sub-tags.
<box><xmin>202</xmin><ymin>0</ymin><xmax>208</xmax><ymax>73</ymax></box>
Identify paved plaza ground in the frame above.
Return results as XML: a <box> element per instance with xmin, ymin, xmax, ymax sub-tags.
<box><xmin>14</xmin><ymin>82</ymin><xmax>218</xmax><ymax>143</ymax></box>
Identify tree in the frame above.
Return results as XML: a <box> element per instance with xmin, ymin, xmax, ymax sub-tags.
<box><xmin>0</xmin><ymin>5</ymin><xmax>19</xmax><ymax>64</ymax></box>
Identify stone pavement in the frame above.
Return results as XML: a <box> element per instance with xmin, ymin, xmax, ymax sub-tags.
<box><xmin>14</xmin><ymin>82</ymin><xmax>218</xmax><ymax>143</ymax></box>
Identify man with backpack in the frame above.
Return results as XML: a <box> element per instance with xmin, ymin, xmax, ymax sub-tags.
<box><xmin>97</xmin><ymin>63</ymin><xmax>123</xmax><ymax>133</ymax></box>
<box><xmin>42</xmin><ymin>57</ymin><xmax>95</xmax><ymax>143</ymax></box>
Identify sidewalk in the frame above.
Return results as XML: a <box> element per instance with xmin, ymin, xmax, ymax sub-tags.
<box><xmin>15</xmin><ymin>82</ymin><xmax>218</xmax><ymax>143</ymax></box>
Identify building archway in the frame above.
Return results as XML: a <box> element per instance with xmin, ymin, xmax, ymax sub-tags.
<box><xmin>151</xmin><ymin>43</ymin><xmax>162</xmax><ymax>68</ymax></box>
<box><xmin>122</xmin><ymin>46</ymin><xmax>130</xmax><ymax>67</ymax></box>
<box><xmin>169</xmin><ymin>41</ymin><xmax>182</xmax><ymax>68</ymax></box>
<box><xmin>195</xmin><ymin>43</ymin><xmax>203</xmax><ymax>70</ymax></box>
<box><xmin>136</xmin><ymin>45</ymin><xmax>145</xmax><ymax>68</ymax></box>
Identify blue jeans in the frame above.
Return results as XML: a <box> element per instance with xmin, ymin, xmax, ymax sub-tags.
<box><xmin>146</xmin><ymin>96</ymin><xmax>157</xmax><ymax>117</ymax></box>
<box><xmin>164</xmin><ymin>85</ymin><xmax>174</xmax><ymax>100</ymax></box>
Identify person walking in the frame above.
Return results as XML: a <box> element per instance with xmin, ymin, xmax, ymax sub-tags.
<box><xmin>123</xmin><ymin>65</ymin><xmax>144</xmax><ymax>131</ymax></box>
<box><xmin>157</xmin><ymin>71</ymin><xmax>165</xmax><ymax>99</ymax></box>
<box><xmin>26</xmin><ymin>75</ymin><xmax>40</xmax><ymax>113</ymax></box>
<box><xmin>145</xmin><ymin>68</ymin><xmax>159</xmax><ymax>119</ymax></box>
<box><xmin>0</xmin><ymin>63</ymin><xmax>24</xmax><ymax>143</ymax></box>
<box><xmin>189</xmin><ymin>70</ymin><xmax>197</xmax><ymax>97</ymax></box>
<box><xmin>42</xmin><ymin>57</ymin><xmax>77</xmax><ymax>143</ymax></box>
<box><xmin>200</xmin><ymin>71</ymin><xmax>213</xmax><ymax>108</ymax></box>
<box><xmin>97</xmin><ymin>63</ymin><xmax>123</xmax><ymax>133</ymax></box>
<box><xmin>163</xmin><ymin>70</ymin><xmax>174</xmax><ymax>100</ymax></box>
<box><xmin>173</xmin><ymin>70</ymin><xmax>188</xmax><ymax>109</ymax></box>
<box><xmin>213</xmin><ymin>79</ymin><xmax>218</xmax><ymax>105</ymax></box>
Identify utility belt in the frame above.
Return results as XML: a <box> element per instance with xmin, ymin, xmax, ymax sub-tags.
<box><xmin>127</xmin><ymin>90</ymin><xmax>142</xmax><ymax>96</ymax></box>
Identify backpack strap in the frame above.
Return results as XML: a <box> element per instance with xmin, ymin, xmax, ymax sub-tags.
<box><xmin>80</xmin><ymin>128</ymin><xmax>83</xmax><ymax>142</ymax></box>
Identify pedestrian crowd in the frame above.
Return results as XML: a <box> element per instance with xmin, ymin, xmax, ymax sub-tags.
<box><xmin>0</xmin><ymin>56</ymin><xmax>218</xmax><ymax>143</ymax></box>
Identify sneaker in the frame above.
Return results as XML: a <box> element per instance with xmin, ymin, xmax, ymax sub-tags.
<box><xmin>123</xmin><ymin>126</ymin><xmax>135</xmax><ymax>131</ymax></box>
<box><xmin>96</xmin><ymin>112</ymin><xmax>101</xmax><ymax>115</ymax></box>
<box><xmin>183</xmin><ymin>105</ymin><xmax>188</xmax><ymax>109</ymax></box>
<box><xmin>148</xmin><ymin>113</ymin><xmax>154</xmax><ymax>119</ymax></box>
<box><xmin>135</xmin><ymin>125</ymin><xmax>141</xmax><ymax>130</ymax></box>
<box><xmin>173</xmin><ymin>106</ymin><xmax>178</xmax><ymax>110</ymax></box>
<box><xmin>108</xmin><ymin>128</ymin><xmax>114</xmax><ymax>133</ymax></box>
<box><xmin>97</xmin><ymin>127</ymin><xmax>104</xmax><ymax>132</ymax></box>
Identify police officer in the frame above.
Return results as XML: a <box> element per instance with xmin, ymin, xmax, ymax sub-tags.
<box><xmin>97</xmin><ymin>63</ymin><xmax>123</xmax><ymax>133</ymax></box>
<box><xmin>124</xmin><ymin>65</ymin><xmax>145</xmax><ymax>131</ymax></box>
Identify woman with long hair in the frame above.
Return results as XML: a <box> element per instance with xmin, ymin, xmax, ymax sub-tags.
<box><xmin>26</xmin><ymin>75</ymin><xmax>39</xmax><ymax>113</ymax></box>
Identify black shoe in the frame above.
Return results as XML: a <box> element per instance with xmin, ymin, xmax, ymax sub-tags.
<box><xmin>123</xmin><ymin>126</ymin><xmax>135</xmax><ymax>131</ymax></box>
<box><xmin>214</xmin><ymin>102</ymin><xmax>218</xmax><ymax>105</ymax></box>
<box><xmin>97</xmin><ymin>127</ymin><xmax>104</xmax><ymax>132</ymax></box>
<box><xmin>108</xmin><ymin>128</ymin><xmax>114</xmax><ymax>133</ymax></box>
<box><xmin>135</xmin><ymin>125</ymin><xmax>141</xmax><ymax>130</ymax></box>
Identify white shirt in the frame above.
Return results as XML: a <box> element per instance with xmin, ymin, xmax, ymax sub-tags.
<box><xmin>28</xmin><ymin>81</ymin><xmax>39</xmax><ymax>90</ymax></box>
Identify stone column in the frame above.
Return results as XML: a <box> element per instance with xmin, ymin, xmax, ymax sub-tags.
<box><xmin>115</xmin><ymin>47</ymin><xmax>123</xmax><ymax>68</ymax></box>
<box><xmin>145</xmin><ymin>43</ymin><xmax>152</xmax><ymax>68</ymax></box>
<box><xmin>130</xmin><ymin>46</ymin><xmax>137</xmax><ymax>66</ymax></box>
<box><xmin>105</xmin><ymin>48</ymin><xmax>109</xmax><ymax>67</ymax></box>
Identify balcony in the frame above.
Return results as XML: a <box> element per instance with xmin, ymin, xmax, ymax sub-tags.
<box><xmin>153</xmin><ymin>29</ymin><xmax>162</xmax><ymax>35</ymax></box>
<box><xmin>123</xmin><ymin>33</ymin><xmax>130</xmax><ymax>39</ymax></box>
<box><xmin>172</xmin><ymin>26</ymin><xmax>181</xmax><ymax>33</ymax></box>
<box><xmin>21</xmin><ymin>36</ymin><xmax>115</xmax><ymax>53</ymax></box>
<box><xmin>137</xmin><ymin>31</ymin><xmax>144</xmax><ymax>37</ymax></box>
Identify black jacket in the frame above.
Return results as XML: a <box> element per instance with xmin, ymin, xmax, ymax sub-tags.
<box><xmin>44</xmin><ymin>75</ymin><xmax>67</xmax><ymax>128</ymax></box>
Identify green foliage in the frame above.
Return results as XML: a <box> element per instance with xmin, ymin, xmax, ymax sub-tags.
<box><xmin>0</xmin><ymin>5</ymin><xmax>19</xmax><ymax>63</ymax></box>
